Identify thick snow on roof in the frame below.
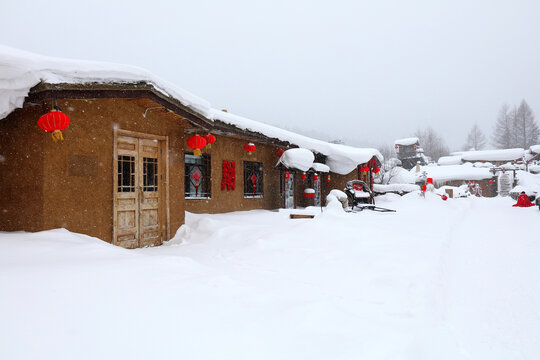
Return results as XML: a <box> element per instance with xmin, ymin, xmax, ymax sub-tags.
<box><xmin>311</xmin><ymin>162</ymin><xmax>330</xmax><ymax>173</ymax></box>
<box><xmin>460</xmin><ymin>148</ymin><xmax>524</xmax><ymax>162</ymax></box>
<box><xmin>211</xmin><ymin>109</ymin><xmax>382</xmax><ymax>174</ymax></box>
<box><xmin>438</xmin><ymin>155</ymin><xmax>462</xmax><ymax>166</ymax></box>
<box><xmin>0</xmin><ymin>45</ymin><xmax>211</xmax><ymax>119</ymax></box>
<box><xmin>414</xmin><ymin>164</ymin><xmax>493</xmax><ymax>182</ymax></box>
<box><xmin>394</xmin><ymin>137</ymin><xmax>419</xmax><ymax>146</ymax></box>
<box><xmin>0</xmin><ymin>45</ymin><xmax>382</xmax><ymax>175</ymax></box>
<box><xmin>530</xmin><ymin>145</ymin><xmax>540</xmax><ymax>154</ymax></box>
<box><xmin>278</xmin><ymin>148</ymin><xmax>314</xmax><ymax>172</ymax></box>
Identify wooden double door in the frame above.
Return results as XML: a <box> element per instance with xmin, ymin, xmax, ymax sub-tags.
<box><xmin>114</xmin><ymin>130</ymin><xmax>168</xmax><ymax>248</ymax></box>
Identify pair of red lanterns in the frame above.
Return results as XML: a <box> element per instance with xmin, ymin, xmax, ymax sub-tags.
<box><xmin>186</xmin><ymin>134</ymin><xmax>217</xmax><ymax>156</ymax></box>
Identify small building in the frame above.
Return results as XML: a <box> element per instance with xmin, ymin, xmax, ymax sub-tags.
<box><xmin>0</xmin><ymin>47</ymin><xmax>382</xmax><ymax>248</ymax></box>
<box><xmin>394</xmin><ymin>137</ymin><xmax>427</xmax><ymax>170</ymax></box>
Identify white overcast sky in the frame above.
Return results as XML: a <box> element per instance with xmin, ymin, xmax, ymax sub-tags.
<box><xmin>2</xmin><ymin>0</ymin><xmax>539</xmax><ymax>150</ymax></box>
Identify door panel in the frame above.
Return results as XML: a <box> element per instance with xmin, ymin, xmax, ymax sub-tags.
<box><xmin>284</xmin><ymin>173</ymin><xmax>294</xmax><ymax>209</ymax></box>
<box><xmin>114</xmin><ymin>134</ymin><xmax>164</xmax><ymax>248</ymax></box>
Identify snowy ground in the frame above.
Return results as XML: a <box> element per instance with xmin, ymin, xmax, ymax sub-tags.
<box><xmin>1</xmin><ymin>194</ymin><xmax>539</xmax><ymax>360</ymax></box>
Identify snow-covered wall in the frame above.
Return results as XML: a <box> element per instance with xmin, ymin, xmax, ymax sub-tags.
<box><xmin>0</xmin><ymin>45</ymin><xmax>382</xmax><ymax>175</ymax></box>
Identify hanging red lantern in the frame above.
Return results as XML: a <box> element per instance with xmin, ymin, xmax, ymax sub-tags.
<box><xmin>489</xmin><ymin>180</ymin><xmax>494</xmax><ymax>184</ymax></box>
<box><xmin>38</xmin><ymin>108</ymin><xmax>70</xmax><ymax>142</ymax></box>
<box><xmin>426</xmin><ymin>178</ymin><xmax>433</xmax><ymax>184</ymax></box>
<box><xmin>327</xmin><ymin>174</ymin><xmax>331</xmax><ymax>182</ymax></box>
<box><xmin>394</xmin><ymin>145</ymin><xmax>398</xmax><ymax>150</ymax></box>
<box><xmin>204</xmin><ymin>134</ymin><xmax>216</xmax><ymax>149</ymax></box>
<box><xmin>275</xmin><ymin>149</ymin><xmax>285</xmax><ymax>157</ymax></box>
<box><xmin>360</xmin><ymin>166</ymin><xmax>368</xmax><ymax>174</ymax></box>
<box><xmin>421</xmin><ymin>184</ymin><xmax>427</xmax><ymax>191</ymax></box>
<box><xmin>303</xmin><ymin>188</ymin><xmax>315</xmax><ymax>198</ymax></box>
<box><xmin>187</xmin><ymin>135</ymin><xmax>207</xmax><ymax>156</ymax></box>
<box><xmin>301</xmin><ymin>172</ymin><xmax>306</xmax><ymax>182</ymax></box>
<box><xmin>314</xmin><ymin>173</ymin><xmax>318</xmax><ymax>181</ymax></box>
<box><xmin>284</xmin><ymin>171</ymin><xmax>290</xmax><ymax>179</ymax></box>
<box><xmin>244</xmin><ymin>142</ymin><xmax>256</xmax><ymax>155</ymax></box>
<box><xmin>373</xmin><ymin>167</ymin><xmax>381</xmax><ymax>174</ymax></box>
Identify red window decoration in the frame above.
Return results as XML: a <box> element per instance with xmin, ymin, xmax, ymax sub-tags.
<box><xmin>221</xmin><ymin>160</ymin><xmax>235</xmax><ymax>191</ymax></box>
<box><xmin>250</xmin><ymin>174</ymin><xmax>258</xmax><ymax>196</ymax></box>
<box><xmin>284</xmin><ymin>171</ymin><xmax>290</xmax><ymax>179</ymax></box>
<box><xmin>327</xmin><ymin>174</ymin><xmax>331</xmax><ymax>182</ymax></box>
<box><xmin>244</xmin><ymin>161</ymin><xmax>263</xmax><ymax>197</ymax></box>
<box><xmin>185</xmin><ymin>154</ymin><xmax>210</xmax><ymax>198</ymax></box>
<box><xmin>38</xmin><ymin>108</ymin><xmax>70</xmax><ymax>142</ymax></box>
<box><xmin>244</xmin><ymin>142</ymin><xmax>256</xmax><ymax>155</ymax></box>
<box><xmin>301</xmin><ymin>172</ymin><xmax>306</xmax><ymax>182</ymax></box>
<box><xmin>314</xmin><ymin>173</ymin><xmax>318</xmax><ymax>181</ymax></box>
<box><xmin>275</xmin><ymin>149</ymin><xmax>285</xmax><ymax>157</ymax></box>
<box><xmin>187</xmin><ymin>135</ymin><xmax>206</xmax><ymax>156</ymax></box>
<box><xmin>204</xmin><ymin>134</ymin><xmax>216</xmax><ymax>149</ymax></box>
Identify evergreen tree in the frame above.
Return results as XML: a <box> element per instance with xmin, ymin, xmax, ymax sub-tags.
<box><xmin>513</xmin><ymin>100</ymin><xmax>539</xmax><ymax>148</ymax></box>
<box><xmin>463</xmin><ymin>124</ymin><xmax>487</xmax><ymax>151</ymax></box>
<box><xmin>492</xmin><ymin>104</ymin><xmax>514</xmax><ymax>149</ymax></box>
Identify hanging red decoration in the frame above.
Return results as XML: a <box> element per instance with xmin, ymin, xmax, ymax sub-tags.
<box><xmin>284</xmin><ymin>171</ymin><xmax>290</xmax><ymax>179</ymax></box>
<box><xmin>373</xmin><ymin>167</ymin><xmax>381</xmax><ymax>174</ymax></box>
<box><xmin>301</xmin><ymin>172</ymin><xmax>306</xmax><ymax>182</ymax></box>
<box><xmin>244</xmin><ymin>142</ymin><xmax>256</xmax><ymax>155</ymax></box>
<box><xmin>421</xmin><ymin>184</ymin><xmax>427</xmax><ymax>191</ymax></box>
<box><xmin>191</xmin><ymin>169</ymin><xmax>202</xmax><ymax>196</ymax></box>
<box><xmin>221</xmin><ymin>160</ymin><xmax>235</xmax><ymax>191</ymax></box>
<box><xmin>489</xmin><ymin>180</ymin><xmax>494</xmax><ymax>184</ymax></box>
<box><xmin>314</xmin><ymin>173</ymin><xmax>318</xmax><ymax>181</ymax></box>
<box><xmin>426</xmin><ymin>178</ymin><xmax>433</xmax><ymax>184</ymax></box>
<box><xmin>327</xmin><ymin>175</ymin><xmax>331</xmax><ymax>182</ymax></box>
<box><xmin>38</xmin><ymin>109</ymin><xmax>70</xmax><ymax>142</ymax></box>
<box><xmin>204</xmin><ymin>134</ymin><xmax>216</xmax><ymax>149</ymax></box>
<box><xmin>275</xmin><ymin>149</ymin><xmax>285</xmax><ymax>157</ymax></box>
<box><xmin>304</xmin><ymin>188</ymin><xmax>315</xmax><ymax>198</ymax></box>
<box><xmin>394</xmin><ymin>145</ymin><xmax>398</xmax><ymax>150</ymax></box>
<box><xmin>187</xmin><ymin>135</ymin><xmax>207</xmax><ymax>156</ymax></box>
<box><xmin>360</xmin><ymin>166</ymin><xmax>368</xmax><ymax>174</ymax></box>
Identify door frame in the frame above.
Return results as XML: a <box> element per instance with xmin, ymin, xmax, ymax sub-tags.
<box><xmin>113</xmin><ymin>128</ymin><xmax>170</xmax><ymax>247</ymax></box>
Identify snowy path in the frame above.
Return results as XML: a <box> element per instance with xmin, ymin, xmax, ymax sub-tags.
<box><xmin>0</xmin><ymin>196</ymin><xmax>539</xmax><ymax>359</ymax></box>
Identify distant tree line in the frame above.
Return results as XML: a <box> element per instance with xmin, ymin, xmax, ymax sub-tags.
<box><xmin>379</xmin><ymin>99</ymin><xmax>539</xmax><ymax>163</ymax></box>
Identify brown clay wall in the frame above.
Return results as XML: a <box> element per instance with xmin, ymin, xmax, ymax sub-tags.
<box><xmin>36</xmin><ymin>98</ymin><xmax>187</xmax><ymax>243</ymax></box>
<box><xmin>0</xmin><ymin>106</ymin><xmax>45</xmax><ymax>231</ymax></box>
<box><xmin>184</xmin><ymin>135</ymin><xmax>282</xmax><ymax>213</ymax></box>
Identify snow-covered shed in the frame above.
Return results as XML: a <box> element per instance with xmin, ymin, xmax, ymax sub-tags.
<box><xmin>394</xmin><ymin>137</ymin><xmax>427</xmax><ymax>170</ymax></box>
<box><xmin>0</xmin><ymin>46</ymin><xmax>382</xmax><ymax>248</ymax></box>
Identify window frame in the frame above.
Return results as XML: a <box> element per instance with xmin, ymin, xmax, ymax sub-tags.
<box><xmin>184</xmin><ymin>153</ymin><xmax>212</xmax><ymax>199</ymax></box>
<box><xmin>243</xmin><ymin>161</ymin><xmax>264</xmax><ymax>198</ymax></box>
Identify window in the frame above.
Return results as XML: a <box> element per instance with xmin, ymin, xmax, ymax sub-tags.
<box><xmin>143</xmin><ymin>157</ymin><xmax>158</xmax><ymax>192</ymax></box>
<box><xmin>185</xmin><ymin>154</ymin><xmax>211</xmax><ymax>198</ymax></box>
<box><xmin>244</xmin><ymin>161</ymin><xmax>263</xmax><ymax>198</ymax></box>
<box><xmin>118</xmin><ymin>155</ymin><xmax>135</xmax><ymax>192</ymax></box>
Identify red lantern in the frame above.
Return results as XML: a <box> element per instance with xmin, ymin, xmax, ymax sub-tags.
<box><xmin>244</xmin><ymin>142</ymin><xmax>256</xmax><ymax>155</ymax></box>
<box><xmin>421</xmin><ymin>184</ymin><xmax>427</xmax><ymax>191</ymax></box>
<box><xmin>373</xmin><ymin>167</ymin><xmax>380</xmax><ymax>174</ymax></box>
<box><xmin>38</xmin><ymin>109</ymin><xmax>70</xmax><ymax>142</ymax></box>
<box><xmin>304</xmin><ymin>188</ymin><xmax>315</xmax><ymax>198</ymax></box>
<box><xmin>327</xmin><ymin>175</ymin><xmax>331</xmax><ymax>182</ymax></box>
<box><xmin>426</xmin><ymin>178</ymin><xmax>433</xmax><ymax>184</ymax></box>
<box><xmin>360</xmin><ymin>166</ymin><xmax>368</xmax><ymax>174</ymax></box>
<box><xmin>394</xmin><ymin>145</ymin><xmax>398</xmax><ymax>150</ymax></box>
<box><xmin>314</xmin><ymin>173</ymin><xmax>318</xmax><ymax>181</ymax></box>
<box><xmin>489</xmin><ymin>180</ymin><xmax>494</xmax><ymax>184</ymax></box>
<box><xmin>204</xmin><ymin>134</ymin><xmax>216</xmax><ymax>149</ymax></box>
<box><xmin>301</xmin><ymin>172</ymin><xmax>306</xmax><ymax>182</ymax></box>
<box><xmin>284</xmin><ymin>172</ymin><xmax>290</xmax><ymax>179</ymax></box>
<box><xmin>275</xmin><ymin>149</ymin><xmax>285</xmax><ymax>157</ymax></box>
<box><xmin>187</xmin><ymin>135</ymin><xmax>207</xmax><ymax>156</ymax></box>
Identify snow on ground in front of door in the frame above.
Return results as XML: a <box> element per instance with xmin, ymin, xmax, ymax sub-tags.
<box><xmin>1</xmin><ymin>195</ymin><xmax>540</xmax><ymax>360</ymax></box>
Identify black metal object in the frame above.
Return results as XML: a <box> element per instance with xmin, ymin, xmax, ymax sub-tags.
<box><xmin>344</xmin><ymin>180</ymin><xmax>375</xmax><ymax>209</ymax></box>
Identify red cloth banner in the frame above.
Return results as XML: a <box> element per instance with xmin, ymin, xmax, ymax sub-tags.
<box><xmin>221</xmin><ymin>160</ymin><xmax>235</xmax><ymax>191</ymax></box>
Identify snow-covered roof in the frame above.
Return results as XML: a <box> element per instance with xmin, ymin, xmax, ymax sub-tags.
<box><xmin>460</xmin><ymin>148</ymin><xmax>524</xmax><ymax>162</ymax></box>
<box><xmin>394</xmin><ymin>137</ymin><xmax>419</xmax><ymax>146</ymax></box>
<box><xmin>438</xmin><ymin>155</ymin><xmax>462</xmax><ymax>166</ymax></box>
<box><xmin>278</xmin><ymin>148</ymin><xmax>314</xmax><ymax>172</ymax></box>
<box><xmin>414</xmin><ymin>164</ymin><xmax>493</xmax><ymax>182</ymax></box>
<box><xmin>530</xmin><ymin>145</ymin><xmax>540</xmax><ymax>154</ymax></box>
<box><xmin>0</xmin><ymin>45</ymin><xmax>382</xmax><ymax>175</ymax></box>
<box><xmin>311</xmin><ymin>162</ymin><xmax>330</xmax><ymax>173</ymax></box>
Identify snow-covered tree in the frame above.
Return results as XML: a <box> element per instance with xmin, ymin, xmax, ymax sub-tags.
<box><xmin>414</xmin><ymin>127</ymin><xmax>449</xmax><ymax>162</ymax></box>
<box><xmin>463</xmin><ymin>124</ymin><xmax>487</xmax><ymax>151</ymax></box>
<box><xmin>513</xmin><ymin>100</ymin><xmax>539</xmax><ymax>149</ymax></box>
<box><xmin>492</xmin><ymin>104</ymin><xmax>514</xmax><ymax>149</ymax></box>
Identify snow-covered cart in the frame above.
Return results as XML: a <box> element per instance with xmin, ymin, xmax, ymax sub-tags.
<box><xmin>344</xmin><ymin>180</ymin><xmax>396</xmax><ymax>212</ymax></box>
